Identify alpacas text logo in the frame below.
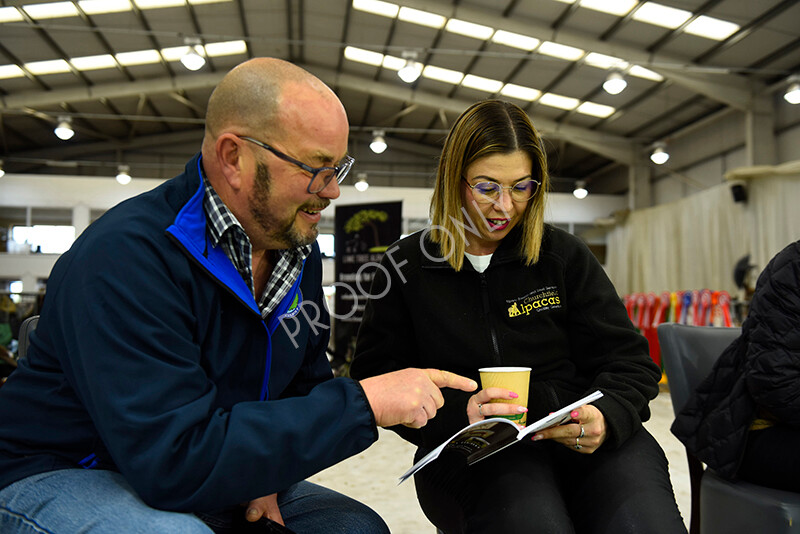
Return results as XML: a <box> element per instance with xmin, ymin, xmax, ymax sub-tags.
<box><xmin>508</xmin><ymin>286</ymin><xmax>562</xmax><ymax>317</ymax></box>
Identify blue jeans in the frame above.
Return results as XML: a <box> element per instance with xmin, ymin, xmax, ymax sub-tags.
<box><xmin>0</xmin><ymin>469</ymin><xmax>389</xmax><ymax>534</ymax></box>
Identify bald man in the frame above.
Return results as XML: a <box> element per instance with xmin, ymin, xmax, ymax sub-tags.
<box><xmin>0</xmin><ymin>58</ymin><xmax>476</xmax><ymax>534</ymax></box>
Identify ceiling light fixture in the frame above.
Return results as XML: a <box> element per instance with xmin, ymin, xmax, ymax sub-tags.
<box><xmin>54</xmin><ymin>116</ymin><xmax>75</xmax><ymax>140</ymax></box>
<box><xmin>116</xmin><ymin>164</ymin><xmax>132</xmax><ymax>185</ymax></box>
<box><xmin>650</xmin><ymin>142</ymin><xmax>670</xmax><ymax>165</ymax></box>
<box><xmin>602</xmin><ymin>69</ymin><xmax>627</xmax><ymax>95</ymax></box>
<box><xmin>352</xmin><ymin>0</ymin><xmax>399</xmax><ymax>18</ymax></box>
<box><xmin>397</xmin><ymin>6</ymin><xmax>446</xmax><ymax>29</ymax></box>
<box><xmin>354</xmin><ymin>172</ymin><xmax>369</xmax><ymax>192</ymax></box>
<box><xmin>491</xmin><ymin>30</ymin><xmax>540</xmax><ymax>51</ymax></box>
<box><xmin>70</xmin><ymin>54</ymin><xmax>117</xmax><ymax>71</ymax></box>
<box><xmin>576</xmin><ymin>102</ymin><xmax>616</xmax><ymax>118</ymax></box>
<box><xmin>380</xmin><ymin>54</ymin><xmax>406</xmax><ymax>71</ymax></box>
<box><xmin>180</xmin><ymin>37</ymin><xmax>206</xmax><ymax>71</ymax></box>
<box><xmin>445</xmin><ymin>19</ymin><xmax>494</xmax><ymax>40</ymax></box>
<box><xmin>632</xmin><ymin>2</ymin><xmax>691</xmax><ymax>29</ymax></box>
<box><xmin>461</xmin><ymin>74</ymin><xmax>503</xmax><ymax>93</ymax></box>
<box><xmin>628</xmin><ymin>65</ymin><xmax>664</xmax><ymax>82</ymax></box>
<box><xmin>25</xmin><ymin>58</ymin><xmax>71</xmax><ymax>75</ymax></box>
<box><xmin>539</xmin><ymin>93</ymin><xmax>580</xmax><ymax>110</ymax></box>
<box><xmin>23</xmin><ymin>2</ymin><xmax>79</xmax><ymax>19</ymax></box>
<box><xmin>684</xmin><ymin>15</ymin><xmax>740</xmax><ymax>41</ymax></box>
<box><xmin>500</xmin><ymin>83</ymin><xmax>541</xmax><ymax>101</ymax></box>
<box><xmin>784</xmin><ymin>75</ymin><xmax>800</xmax><ymax>105</ymax></box>
<box><xmin>115</xmin><ymin>49</ymin><xmax>163</xmax><ymax>66</ymax></box>
<box><xmin>343</xmin><ymin>46</ymin><xmax>383</xmax><ymax>66</ymax></box>
<box><xmin>573</xmin><ymin>180</ymin><xmax>588</xmax><ymax>199</ymax></box>
<box><xmin>585</xmin><ymin>52</ymin><xmax>628</xmax><ymax>70</ymax></box>
<box><xmin>576</xmin><ymin>0</ymin><xmax>638</xmax><ymax>17</ymax></box>
<box><xmin>397</xmin><ymin>50</ymin><xmax>422</xmax><ymax>83</ymax></box>
<box><xmin>421</xmin><ymin>64</ymin><xmax>464</xmax><ymax>85</ymax></box>
<box><xmin>370</xmin><ymin>130</ymin><xmax>387</xmax><ymax>154</ymax></box>
<box><xmin>538</xmin><ymin>41</ymin><xmax>585</xmax><ymax>61</ymax></box>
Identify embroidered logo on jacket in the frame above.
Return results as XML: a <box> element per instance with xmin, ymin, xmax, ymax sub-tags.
<box><xmin>282</xmin><ymin>290</ymin><xmax>303</xmax><ymax>318</ymax></box>
<box><xmin>507</xmin><ymin>286</ymin><xmax>561</xmax><ymax>317</ymax></box>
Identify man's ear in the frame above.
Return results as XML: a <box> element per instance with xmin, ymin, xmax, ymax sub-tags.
<box><xmin>216</xmin><ymin>134</ymin><xmax>246</xmax><ymax>190</ymax></box>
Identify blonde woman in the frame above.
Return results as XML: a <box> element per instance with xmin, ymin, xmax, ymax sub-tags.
<box><xmin>351</xmin><ymin>100</ymin><xmax>685</xmax><ymax>533</ymax></box>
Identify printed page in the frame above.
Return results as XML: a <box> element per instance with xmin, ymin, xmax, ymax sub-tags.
<box><xmin>398</xmin><ymin>390</ymin><xmax>603</xmax><ymax>483</ymax></box>
<box><xmin>398</xmin><ymin>417</ymin><xmax>519</xmax><ymax>483</ymax></box>
<box><xmin>519</xmin><ymin>390</ymin><xmax>604</xmax><ymax>439</ymax></box>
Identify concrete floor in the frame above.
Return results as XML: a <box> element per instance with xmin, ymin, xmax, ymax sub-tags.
<box><xmin>308</xmin><ymin>390</ymin><xmax>691</xmax><ymax>533</ymax></box>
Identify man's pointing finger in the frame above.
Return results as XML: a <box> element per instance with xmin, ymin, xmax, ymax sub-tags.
<box><xmin>426</xmin><ymin>369</ymin><xmax>478</xmax><ymax>392</ymax></box>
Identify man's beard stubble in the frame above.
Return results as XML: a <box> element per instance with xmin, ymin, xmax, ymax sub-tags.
<box><xmin>250</xmin><ymin>161</ymin><xmax>320</xmax><ymax>249</ymax></box>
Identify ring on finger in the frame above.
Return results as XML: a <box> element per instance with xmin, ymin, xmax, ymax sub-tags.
<box><xmin>574</xmin><ymin>437</ymin><xmax>582</xmax><ymax>450</ymax></box>
<box><xmin>579</xmin><ymin>425</ymin><xmax>585</xmax><ymax>439</ymax></box>
<box><xmin>478</xmin><ymin>403</ymin><xmax>483</xmax><ymax>416</ymax></box>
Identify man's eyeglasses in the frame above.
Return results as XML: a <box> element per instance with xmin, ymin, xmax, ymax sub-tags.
<box><xmin>240</xmin><ymin>136</ymin><xmax>355</xmax><ymax>194</ymax></box>
<box><xmin>462</xmin><ymin>178</ymin><xmax>541</xmax><ymax>204</ymax></box>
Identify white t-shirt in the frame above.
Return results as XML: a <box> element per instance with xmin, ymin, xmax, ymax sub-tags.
<box><xmin>465</xmin><ymin>252</ymin><xmax>493</xmax><ymax>273</ymax></box>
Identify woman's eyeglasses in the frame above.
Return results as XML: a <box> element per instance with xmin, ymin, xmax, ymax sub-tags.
<box><xmin>240</xmin><ymin>135</ymin><xmax>355</xmax><ymax>194</ymax></box>
<box><xmin>462</xmin><ymin>178</ymin><xmax>541</xmax><ymax>203</ymax></box>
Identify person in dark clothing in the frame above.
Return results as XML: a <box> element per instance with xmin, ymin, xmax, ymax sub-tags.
<box><xmin>350</xmin><ymin>99</ymin><xmax>685</xmax><ymax>534</ymax></box>
<box><xmin>0</xmin><ymin>58</ymin><xmax>476</xmax><ymax>534</ymax></box>
<box><xmin>672</xmin><ymin>240</ymin><xmax>800</xmax><ymax>493</ymax></box>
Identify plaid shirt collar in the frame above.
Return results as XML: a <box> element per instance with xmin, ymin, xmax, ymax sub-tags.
<box><xmin>201</xmin><ymin>173</ymin><xmax>311</xmax><ymax>318</ymax></box>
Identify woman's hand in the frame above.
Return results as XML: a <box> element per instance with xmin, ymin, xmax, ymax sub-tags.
<box><xmin>245</xmin><ymin>493</ymin><xmax>284</xmax><ymax>525</ymax></box>
<box><xmin>467</xmin><ymin>387</ymin><xmax>528</xmax><ymax>425</ymax></box>
<box><xmin>531</xmin><ymin>404</ymin><xmax>607</xmax><ymax>454</ymax></box>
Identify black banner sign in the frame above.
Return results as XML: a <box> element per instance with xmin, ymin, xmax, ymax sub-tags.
<box><xmin>331</xmin><ymin>201</ymin><xmax>402</xmax><ymax>376</ymax></box>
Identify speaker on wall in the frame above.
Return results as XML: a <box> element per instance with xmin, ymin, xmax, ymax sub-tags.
<box><xmin>729</xmin><ymin>180</ymin><xmax>748</xmax><ymax>203</ymax></box>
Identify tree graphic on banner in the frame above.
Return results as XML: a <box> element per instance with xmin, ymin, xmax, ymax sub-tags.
<box><xmin>344</xmin><ymin>209</ymin><xmax>388</xmax><ymax>252</ymax></box>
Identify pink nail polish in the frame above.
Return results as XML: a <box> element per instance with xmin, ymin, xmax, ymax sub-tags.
<box><xmin>509</xmin><ymin>392</ymin><xmax>519</xmax><ymax>398</ymax></box>
<box><xmin>532</xmin><ymin>434</ymin><xmax>543</xmax><ymax>441</ymax></box>
<box><xmin>571</xmin><ymin>410</ymin><xmax>579</xmax><ymax>418</ymax></box>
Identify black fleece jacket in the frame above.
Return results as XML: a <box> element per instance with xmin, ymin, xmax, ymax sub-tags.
<box><xmin>351</xmin><ymin>224</ymin><xmax>660</xmax><ymax>455</ymax></box>
<box><xmin>672</xmin><ymin>240</ymin><xmax>800</xmax><ymax>478</ymax></box>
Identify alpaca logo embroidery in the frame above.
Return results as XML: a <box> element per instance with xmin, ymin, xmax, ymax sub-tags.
<box><xmin>507</xmin><ymin>286</ymin><xmax>562</xmax><ymax>317</ymax></box>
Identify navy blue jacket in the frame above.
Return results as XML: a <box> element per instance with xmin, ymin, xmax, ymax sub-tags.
<box><xmin>0</xmin><ymin>154</ymin><xmax>377</xmax><ymax>511</ymax></box>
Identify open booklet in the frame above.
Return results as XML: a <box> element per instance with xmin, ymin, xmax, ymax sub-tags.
<box><xmin>399</xmin><ymin>390</ymin><xmax>603</xmax><ymax>483</ymax></box>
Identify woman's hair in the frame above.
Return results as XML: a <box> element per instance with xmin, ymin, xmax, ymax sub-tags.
<box><xmin>429</xmin><ymin>99</ymin><xmax>549</xmax><ymax>271</ymax></box>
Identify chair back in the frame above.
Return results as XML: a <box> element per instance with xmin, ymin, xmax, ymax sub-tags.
<box><xmin>17</xmin><ymin>315</ymin><xmax>40</xmax><ymax>360</ymax></box>
<box><xmin>657</xmin><ymin>323</ymin><xmax>741</xmax><ymax>417</ymax></box>
<box><xmin>657</xmin><ymin>322</ymin><xmax>742</xmax><ymax>534</ymax></box>
<box><xmin>658</xmin><ymin>322</ymin><xmax>800</xmax><ymax>534</ymax></box>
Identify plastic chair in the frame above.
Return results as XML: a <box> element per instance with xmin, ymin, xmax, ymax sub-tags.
<box><xmin>17</xmin><ymin>315</ymin><xmax>39</xmax><ymax>360</ymax></box>
<box><xmin>658</xmin><ymin>322</ymin><xmax>800</xmax><ymax>534</ymax></box>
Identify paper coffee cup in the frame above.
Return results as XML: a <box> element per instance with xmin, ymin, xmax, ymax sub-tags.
<box><xmin>479</xmin><ymin>366</ymin><xmax>531</xmax><ymax>425</ymax></box>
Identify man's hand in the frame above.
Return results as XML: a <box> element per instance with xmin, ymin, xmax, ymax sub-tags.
<box><xmin>360</xmin><ymin>368</ymin><xmax>478</xmax><ymax>428</ymax></box>
<box><xmin>245</xmin><ymin>493</ymin><xmax>284</xmax><ymax>525</ymax></box>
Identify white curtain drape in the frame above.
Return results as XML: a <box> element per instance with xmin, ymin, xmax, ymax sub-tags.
<box><xmin>747</xmin><ymin>174</ymin><xmax>800</xmax><ymax>269</ymax></box>
<box><xmin>606</xmin><ymin>170</ymin><xmax>800</xmax><ymax>296</ymax></box>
